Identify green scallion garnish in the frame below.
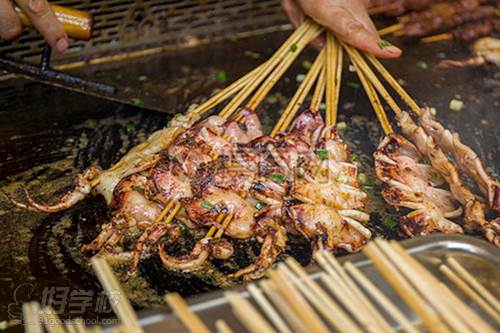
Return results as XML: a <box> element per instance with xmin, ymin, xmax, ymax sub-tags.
<box><xmin>255</xmin><ymin>202</ymin><xmax>265</xmax><ymax>211</ymax></box>
<box><xmin>416</xmin><ymin>61</ymin><xmax>428</xmax><ymax>70</ymax></box>
<box><xmin>378</xmin><ymin>39</ymin><xmax>392</xmax><ymax>49</ymax></box>
<box><xmin>382</xmin><ymin>216</ymin><xmax>397</xmax><ymax>229</ymax></box>
<box><xmin>269</xmin><ymin>173</ymin><xmax>286</xmax><ymax>184</ymax></box>
<box><xmin>302</xmin><ymin>60</ymin><xmax>313</xmax><ymax>70</ymax></box>
<box><xmin>132</xmin><ymin>187</ymin><xmax>144</xmax><ymax>194</ymax></box>
<box><xmin>201</xmin><ymin>201</ymin><xmax>213</xmax><ymax>209</ymax></box>
<box><xmin>347</xmin><ymin>81</ymin><xmax>361</xmax><ymax>89</ymax></box>
<box><xmin>216</xmin><ymin>71</ymin><xmax>227</xmax><ymax>83</ymax></box>
<box><xmin>290</xmin><ymin>43</ymin><xmax>298</xmax><ymax>52</ymax></box>
<box><xmin>130</xmin><ymin>97</ymin><xmax>144</xmax><ymax>106</ymax></box>
<box><xmin>315</xmin><ymin>149</ymin><xmax>328</xmax><ymax>161</ymax></box>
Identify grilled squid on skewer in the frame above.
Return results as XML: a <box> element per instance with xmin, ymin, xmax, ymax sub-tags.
<box><xmin>375</xmin><ymin>134</ymin><xmax>465</xmax><ymax>237</ymax></box>
<box><xmin>418</xmin><ymin>107</ymin><xmax>500</xmax><ymax>211</ymax></box>
<box><xmin>395</xmin><ymin>111</ymin><xmax>499</xmax><ymax>246</ymax></box>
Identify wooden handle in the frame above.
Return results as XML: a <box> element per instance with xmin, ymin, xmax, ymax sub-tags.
<box><xmin>15</xmin><ymin>4</ymin><xmax>93</xmax><ymax>41</ymax></box>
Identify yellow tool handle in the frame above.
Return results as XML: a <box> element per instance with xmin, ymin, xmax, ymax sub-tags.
<box><xmin>15</xmin><ymin>4</ymin><xmax>93</xmax><ymax>41</ymax></box>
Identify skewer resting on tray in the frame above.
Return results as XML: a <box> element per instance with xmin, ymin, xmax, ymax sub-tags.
<box><xmin>21</xmin><ymin>238</ymin><xmax>500</xmax><ymax>333</ymax></box>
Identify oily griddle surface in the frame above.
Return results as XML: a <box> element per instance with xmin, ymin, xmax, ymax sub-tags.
<box><xmin>0</xmin><ymin>31</ymin><xmax>499</xmax><ymax>324</ymax></box>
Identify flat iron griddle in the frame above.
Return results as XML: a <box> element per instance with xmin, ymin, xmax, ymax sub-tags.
<box><xmin>0</xmin><ymin>32</ymin><xmax>498</xmax><ymax>327</ymax></box>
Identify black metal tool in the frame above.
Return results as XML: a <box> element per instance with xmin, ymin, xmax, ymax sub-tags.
<box><xmin>0</xmin><ymin>44</ymin><xmax>116</xmax><ymax>96</ymax></box>
<box><xmin>0</xmin><ymin>4</ymin><xmax>171</xmax><ymax>114</ymax></box>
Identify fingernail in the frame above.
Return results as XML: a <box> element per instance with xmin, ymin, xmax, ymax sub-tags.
<box><xmin>29</xmin><ymin>0</ymin><xmax>45</xmax><ymax>13</ymax></box>
<box><xmin>385</xmin><ymin>45</ymin><xmax>402</xmax><ymax>54</ymax></box>
<box><xmin>55</xmin><ymin>38</ymin><xmax>68</xmax><ymax>52</ymax></box>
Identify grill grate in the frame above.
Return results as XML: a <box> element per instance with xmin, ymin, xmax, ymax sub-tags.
<box><xmin>0</xmin><ymin>0</ymin><xmax>287</xmax><ymax>63</ymax></box>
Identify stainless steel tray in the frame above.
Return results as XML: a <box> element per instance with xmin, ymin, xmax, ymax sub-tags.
<box><xmin>127</xmin><ymin>234</ymin><xmax>500</xmax><ymax>332</ymax></box>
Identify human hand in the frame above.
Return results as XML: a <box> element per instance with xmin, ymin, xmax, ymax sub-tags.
<box><xmin>281</xmin><ymin>0</ymin><xmax>402</xmax><ymax>58</ymax></box>
<box><xmin>0</xmin><ymin>0</ymin><xmax>68</xmax><ymax>52</ymax></box>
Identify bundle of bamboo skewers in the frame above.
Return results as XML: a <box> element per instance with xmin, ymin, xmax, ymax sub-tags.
<box><xmin>22</xmin><ymin>237</ymin><xmax>500</xmax><ymax>333</ymax></box>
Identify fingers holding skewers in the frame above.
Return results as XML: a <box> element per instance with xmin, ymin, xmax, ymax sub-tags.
<box><xmin>281</xmin><ymin>0</ymin><xmax>402</xmax><ymax>58</ymax></box>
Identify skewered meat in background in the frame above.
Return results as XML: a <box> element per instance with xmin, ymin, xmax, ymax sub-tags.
<box><xmin>397</xmin><ymin>1</ymin><xmax>497</xmax><ymax>37</ymax></box>
<box><xmin>438</xmin><ymin>36</ymin><xmax>500</xmax><ymax>67</ymax></box>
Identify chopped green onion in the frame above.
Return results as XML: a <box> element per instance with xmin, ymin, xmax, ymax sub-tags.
<box><xmin>302</xmin><ymin>60</ymin><xmax>313</xmax><ymax>70</ymax></box>
<box><xmin>126</xmin><ymin>123</ymin><xmax>136</xmax><ymax>130</ymax></box>
<box><xmin>449</xmin><ymin>99</ymin><xmax>464</xmax><ymax>112</ymax></box>
<box><xmin>346</xmin><ymin>81</ymin><xmax>361</xmax><ymax>89</ymax></box>
<box><xmin>132</xmin><ymin>187</ymin><xmax>144</xmax><ymax>194</ymax></box>
<box><xmin>269</xmin><ymin>173</ymin><xmax>286</xmax><ymax>184</ymax></box>
<box><xmin>397</xmin><ymin>78</ymin><xmax>406</xmax><ymax>86</ymax></box>
<box><xmin>358</xmin><ymin>173</ymin><xmax>368</xmax><ymax>185</ymax></box>
<box><xmin>244</xmin><ymin>50</ymin><xmax>260</xmax><ymax>59</ymax></box>
<box><xmin>201</xmin><ymin>201</ymin><xmax>213</xmax><ymax>209</ymax></box>
<box><xmin>290</xmin><ymin>43</ymin><xmax>298</xmax><ymax>52</ymax></box>
<box><xmin>378</xmin><ymin>39</ymin><xmax>393</xmax><ymax>49</ymax></box>
<box><xmin>336</xmin><ymin>122</ymin><xmax>347</xmax><ymax>130</ymax></box>
<box><xmin>255</xmin><ymin>202</ymin><xmax>265</xmax><ymax>211</ymax></box>
<box><xmin>315</xmin><ymin>149</ymin><xmax>328</xmax><ymax>161</ymax></box>
<box><xmin>216</xmin><ymin>71</ymin><xmax>227</xmax><ymax>83</ymax></box>
<box><xmin>130</xmin><ymin>97</ymin><xmax>144</xmax><ymax>106</ymax></box>
<box><xmin>174</xmin><ymin>113</ymin><xmax>183</xmax><ymax>118</ymax></box>
<box><xmin>350</xmin><ymin>154</ymin><xmax>357</xmax><ymax>162</ymax></box>
<box><xmin>416</xmin><ymin>61</ymin><xmax>428</xmax><ymax>70</ymax></box>
<box><xmin>382</xmin><ymin>216</ymin><xmax>397</xmax><ymax>229</ymax></box>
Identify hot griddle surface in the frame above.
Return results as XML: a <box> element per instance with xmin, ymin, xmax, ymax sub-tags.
<box><xmin>0</xmin><ymin>32</ymin><xmax>498</xmax><ymax>328</ymax></box>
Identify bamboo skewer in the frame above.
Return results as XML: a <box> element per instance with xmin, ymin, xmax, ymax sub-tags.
<box><xmin>283</xmin><ymin>258</ymin><xmax>363</xmax><ymax>333</ymax></box>
<box><xmin>332</xmin><ymin>41</ymin><xmax>344</xmax><ymax>125</ymax></box>
<box><xmin>278</xmin><ymin>264</ymin><xmax>343</xmax><ymax>332</ymax></box>
<box><xmin>319</xmin><ymin>253</ymin><xmax>394</xmax><ymax>333</ymax></box>
<box><xmin>439</xmin><ymin>264</ymin><xmax>500</xmax><ymax>324</ymax></box>
<box><xmin>365</xmin><ymin>54</ymin><xmax>421</xmax><ymax>115</ymax></box>
<box><xmin>246</xmin><ymin>24</ymin><xmax>324</xmax><ymax>111</ymax></box>
<box><xmin>247</xmin><ymin>284</ymin><xmax>292</xmax><ymax>333</ymax></box>
<box><xmin>352</xmin><ymin>56</ymin><xmax>393</xmax><ymax>135</ymax></box>
<box><xmin>215</xmin><ymin>320</ymin><xmax>235</xmax><ymax>333</ymax></box>
<box><xmin>259</xmin><ymin>280</ymin><xmax>310</xmax><ymax>333</ymax></box>
<box><xmin>378</xmin><ymin>23</ymin><xmax>402</xmax><ymax>36</ymax></box>
<box><xmin>193</xmin><ymin>63</ymin><xmax>266</xmax><ymax>116</ymax></box>
<box><xmin>364</xmin><ymin>242</ymin><xmax>450</xmax><ymax>333</ymax></box>
<box><xmin>90</xmin><ymin>257</ymin><xmax>143</xmax><ymax>333</ymax></box>
<box><xmin>437</xmin><ymin>283</ymin><xmax>497</xmax><ymax>333</ymax></box>
<box><xmin>342</xmin><ymin>43</ymin><xmax>403</xmax><ymax>117</ymax></box>
<box><xmin>369</xmin><ymin>4</ymin><xmax>395</xmax><ymax>16</ymax></box>
<box><xmin>225</xmin><ymin>291</ymin><xmax>276</xmax><ymax>333</ymax></box>
<box><xmin>310</xmin><ymin>67</ymin><xmax>325</xmax><ymax>111</ymax></box>
<box><xmin>344</xmin><ymin>262</ymin><xmax>419</xmax><ymax>333</ymax></box>
<box><xmin>386</xmin><ymin>241</ymin><xmax>495</xmax><ymax>333</ymax></box>
<box><xmin>376</xmin><ymin>240</ymin><xmax>473</xmax><ymax>333</ymax></box>
<box><xmin>219</xmin><ymin>20</ymin><xmax>316</xmax><ymax>118</ymax></box>
<box><xmin>267</xmin><ymin>269</ymin><xmax>330</xmax><ymax>333</ymax></box>
<box><xmin>325</xmin><ymin>32</ymin><xmax>339</xmax><ymax>127</ymax></box>
<box><xmin>315</xmin><ymin>253</ymin><xmax>387</xmax><ymax>333</ymax></box>
<box><xmin>271</xmin><ymin>49</ymin><xmax>325</xmax><ymax>136</ymax></box>
<box><xmin>23</xmin><ymin>302</ymin><xmax>43</xmax><ymax>333</ymax></box>
<box><xmin>446</xmin><ymin>257</ymin><xmax>500</xmax><ymax>313</ymax></box>
<box><xmin>203</xmin><ymin>23</ymin><xmax>324</xmax><ymax>239</ymax></box>
<box><xmin>421</xmin><ymin>33</ymin><xmax>453</xmax><ymax>44</ymax></box>
<box><xmin>165</xmin><ymin>293</ymin><xmax>210</xmax><ymax>333</ymax></box>
<box><xmin>39</xmin><ymin>306</ymin><xmax>65</xmax><ymax>333</ymax></box>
